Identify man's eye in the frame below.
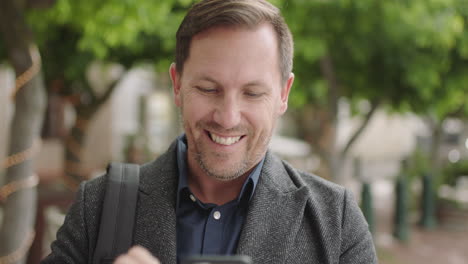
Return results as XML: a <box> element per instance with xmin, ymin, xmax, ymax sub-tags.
<box><xmin>196</xmin><ymin>86</ymin><xmax>216</xmax><ymax>93</ymax></box>
<box><xmin>245</xmin><ymin>92</ymin><xmax>262</xmax><ymax>98</ymax></box>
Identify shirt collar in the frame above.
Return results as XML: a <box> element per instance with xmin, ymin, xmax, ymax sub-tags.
<box><xmin>176</xmin><ymin>134</ymin><xmax>264</xmax><ymax>208</ymax></box>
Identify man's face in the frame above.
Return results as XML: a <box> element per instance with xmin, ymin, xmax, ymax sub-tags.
<box><xmin>170</xmin><ymin>23</ymin><xmax>294</xmax><ymax>181</ymax></box>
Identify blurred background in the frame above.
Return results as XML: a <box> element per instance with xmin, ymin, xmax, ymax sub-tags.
<box><xmin>1</xmin><ymin>0</ymin><xmax>468</xmax><ymax>263</ymax></box>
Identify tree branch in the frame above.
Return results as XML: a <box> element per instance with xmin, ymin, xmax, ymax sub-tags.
<box><xmin>341</xmin><ymin>99</ymin><xmax>381</xmax><ymax>157</ymax></box>
<box><xmin>81</xmin><ymin>78</ymin><xmax>98</xmax><ymax>103</ymax></box>
<box><xmin>95</xmin><ymin>75</ymin><xmax>123</xmax><ymax>106</ymax></box>
<box><xmin>447</xmin><ymin>104</ymin><xmax>467</xmax><ymax>118</ymax></box>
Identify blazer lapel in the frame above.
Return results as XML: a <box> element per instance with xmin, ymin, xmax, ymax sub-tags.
<box><xmin>236</xmin><ymin>152</ymin><xmax>309</xmax><ymax>263</ymax></box>
<box><xmin>134</xmin><ymin>142</ymin><xmax>179</xmax><ymax>263</ymax></box>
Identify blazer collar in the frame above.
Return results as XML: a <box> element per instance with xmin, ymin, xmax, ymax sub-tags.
<box><xmin>236</xmin><ymin>151</ymin><xmax>310</xmax><ymax>263</ymax></box>
<box><xmin>135</xmin><ymin>141</ymin><xmax>179</xmax><ymax>263</ymax></box>
<box><xmin>139</xmin><ymin>140</ymin><xmax>179</xmax><ymax>196</ymax></box>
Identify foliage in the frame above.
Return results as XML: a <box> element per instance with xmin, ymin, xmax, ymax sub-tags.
<box><xmin>10</xmin><ymin>0</ymin><xmax>467</xmax><ymax>117</ymax></box>
<box><xmin>275</xmin><ymin>0</ymin><xmax>468</xmax><ymax>179</ymax></box>
<box><xmin>3</xmin><ymin>0</ymin><xmax>468</xmax><ymax>181</ymax></box>
<box><xmin>403</xmin><ymin>148</ymin><xmax>432</xmax><ymax>182</ymax></box>
<box><xmin>441</xmin><ymin>159</ymin><xmax>468</xmax><ymax>186</ymax></box>
<box><xmin>26</xmin><ymin>0</ymin><xmax>195</xmax><ymax>92</ymax></box>
<box><xmin>2</xmin><ymin>0</ymin><xmax>198</xmax><ymax>187</ymax></box>
<box><xmin>407</xmin><ymin>0</ymin><xmax>468</xmax><ymax>121</ymax></box>
<box><xmin>281</xmin><ymin>0</ymin><xmax>465</xmax><ymax>112</ymax></box>
<box><xmin>2</xmin><ymin>0</ymin><xmax>466</xmax><ymax>114</ymax></box>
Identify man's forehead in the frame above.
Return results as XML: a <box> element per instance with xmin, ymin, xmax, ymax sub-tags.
<box><xmin>189</xmin><ymin>73</ymin><xmax>270</xmax><ymax>88</ymax></box>
<box><xmin>179</xmin><ymin>23</ymin><xmax>282</xmax><ymax>86</ymax></box>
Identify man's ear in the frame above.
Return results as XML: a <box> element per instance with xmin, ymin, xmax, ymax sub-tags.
<box><xmin>278</xmin><ymin>72</ymin><xmax>294</xmax><ymax>115</ymax></box>
<box><xmin>169</xmin><ymin>63</ymin><xmax>182</xmax><ymax>107</ymax></box>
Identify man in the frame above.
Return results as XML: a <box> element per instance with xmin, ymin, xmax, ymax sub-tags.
<box><xmin>43</xmin><ymin>0</ymin><xmax>377</xmax><ymax>263</ymax></box>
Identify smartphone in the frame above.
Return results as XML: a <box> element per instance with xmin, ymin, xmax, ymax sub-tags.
<box><xmin>181</xmin><ymin>255</ymin><xmax>252</xmax><ymax>264</ymax></box>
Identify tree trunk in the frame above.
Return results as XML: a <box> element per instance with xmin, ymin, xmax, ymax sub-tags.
<box><xmin>318</xmin><ymin>55</ymin><xmax>341</xmax><ymax>181</ymax></box>
<box><xmin>0</xmin><ymin>1</ymin><xmax>46</xmax><ymax>263</ymax></box>
<box><xmin>294</xmin><ymin>55</ymin><xmax>379</xmax><ymax>182</ymax></box>
<box><xmin>294</xmin><ymin>56</ymin><xmax>341</xmax><ymax>181</ymax></box>
<box><xmin>429</xmin><ymin>119</ymin><xmax>443</xmax><ymax>177</ymax></box>
<box><xmin>63</xmin><ymin>114</ymin><xmax>90</xmax><ymax>191</ymax></box>
<box><xmin>294</xmin><ymin>105</ymin><xmax>337</xmax><ymax>180</ymax></box>
<box><xmin>62</xmin><ymin>78</ymin><xmax>121</xmax><ymax>191</ymax></box>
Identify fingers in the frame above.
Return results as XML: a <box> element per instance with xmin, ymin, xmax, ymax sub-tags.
<box><xmin>114</xmin><ymin>246</ymin><xmax>160</xmax><ymax>264</ymax></box>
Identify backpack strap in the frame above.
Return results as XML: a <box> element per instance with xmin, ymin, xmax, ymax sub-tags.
<box><xmin>93</xmin><ymin>163</ymin><xmax>140</xmax><ymax>264</ymax></box>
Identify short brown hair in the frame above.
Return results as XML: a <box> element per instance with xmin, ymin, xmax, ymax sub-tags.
<box><xmin>175</xmin><ymin>0</ymin><xmax>293</xmax><ymax>83</ymax></box>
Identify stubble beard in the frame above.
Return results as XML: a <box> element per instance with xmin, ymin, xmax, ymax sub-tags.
<box><xmin>196</xmin><ymin>151</ymin><xmax>248</xmax><ymax>181</ymax></box>
<box><xmin>192</xmin><ymin>121</ymin><xmax>253</xmax><ymax>182</ymax></box>
<box><xmin>183</xmin><ymin>122</ymin><xmax>271</xmax><ymax>182</ymax></box>
<box><xmin>179</xmin><ymin>106</ymin><xmax>274</xmax><ymax>182</ymax></box>
<box><xmin>193</xmin><ymin>122</ymin><xmax>273</xmax><ymax>182</ymax></box>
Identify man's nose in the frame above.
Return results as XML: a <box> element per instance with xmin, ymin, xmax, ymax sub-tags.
<box><xmin>213</xmin><ymin>96</ymin><xmax>241</xmax><ymax>129</ymax></box>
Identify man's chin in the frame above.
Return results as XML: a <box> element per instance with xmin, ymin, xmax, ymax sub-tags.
<box><xmin>200</xmin><ymin>161</ymin><xmax>249</xmax><ymax>182</ymax></box>
<box><xmin>209</xmin><ymin>173</ymin><xmax>243</xmax><ymax>182</ymax></box>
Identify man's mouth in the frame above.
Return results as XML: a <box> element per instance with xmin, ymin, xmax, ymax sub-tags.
<box><xmin>208</xmin><ymin>131</ymin><xmax>243</xmax><ymax>146</ymax></box>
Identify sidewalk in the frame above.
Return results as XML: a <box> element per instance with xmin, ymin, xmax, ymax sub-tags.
<box><xmin>373</xmin><ymin>179</ymin><xmax>468</xmax><ymax>264</ymax></box>
<box><xmin>377</xmin><ymin>227</ymin><xmax>468</xmax><ymax>264</ymax></box>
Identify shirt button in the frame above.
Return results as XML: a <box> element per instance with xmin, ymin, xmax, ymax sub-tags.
<box><xmin>213</xmin><ymin>211</ymin><xmax>221</xmax><ymax>220</ymax></box>
<box><xmin>189</xmin><ymin>194</ymin><xmax>196</xmax><ymax>202</ymax></box>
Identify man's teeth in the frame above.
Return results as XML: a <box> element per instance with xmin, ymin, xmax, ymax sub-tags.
<box><xmin>210</xmin><ymin>133</ymin><xmax>241</xmax><ymax>145</ymax></box>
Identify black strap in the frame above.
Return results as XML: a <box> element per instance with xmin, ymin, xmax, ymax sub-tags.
<box><xmin>93</xmin><ymin>163</ymin><xmax>140</xmax><ymax>264</ymax></box>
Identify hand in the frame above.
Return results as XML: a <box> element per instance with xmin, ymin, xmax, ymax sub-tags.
<box><xmin>114</xmin><ymin>246</ymin><xmax>161</xmax><ymax>264</ymax></box>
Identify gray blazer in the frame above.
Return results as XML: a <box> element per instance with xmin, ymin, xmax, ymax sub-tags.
<box><xmin>42</xmin><ymin>141</ymin><xmax>377</xmax><ymax>263</ymax></box>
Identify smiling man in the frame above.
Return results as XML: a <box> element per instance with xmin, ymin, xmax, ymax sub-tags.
<box><xmin>171</xmin><ymin>23</ymin><xmax>293</xmax><ymax>205</ymax></box>
<box><xmin>43</xmin><ymin>1</ymin><xmax>377</xmax><ymax>263</ymax></box>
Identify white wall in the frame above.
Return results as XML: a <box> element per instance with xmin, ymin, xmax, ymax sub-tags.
<box><xmin>111</xmin><ymin>66</ymin><xmax>156</xmax><ymax>161</ymax></box>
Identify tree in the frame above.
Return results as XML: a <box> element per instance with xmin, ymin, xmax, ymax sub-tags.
<box><xmin>0</xmin><ymin>0</ymin><xmax>193</xmax><ymax>260</ymax></box>
<box><xmin>26</xmin><ymin>0</ymin><xmax>194</xmax><ymax>189</ymax></box>
<box><xmin>0</xmin><ymin>1</ymin><xmax>47</xmax><ymax>263</ymax></box>
<box><xmin>280</xmin><ymin>0</ymin><xmax>465</xmax><ymax>181</ymax></box>
<box><xmin>404</xmin><ymin>0</ymin><xmax>468</xmax><ymax>182</ymax></box>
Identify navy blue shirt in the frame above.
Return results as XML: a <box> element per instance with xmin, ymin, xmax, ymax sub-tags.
<box><xmin>175</xmin><ymin>135</ymin><xmax>264</xmax><ymax>261</ymax></box>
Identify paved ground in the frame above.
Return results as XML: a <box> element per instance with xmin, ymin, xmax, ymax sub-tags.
<box><xmin>377</xmin><ymin>227</ymin><xmax>468</xmax><ymax>264</ymax></box>
<box><xmin>372</xmin><ymin>180</ymin><xmax>468</xmax><ymax>264</ymax></box>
